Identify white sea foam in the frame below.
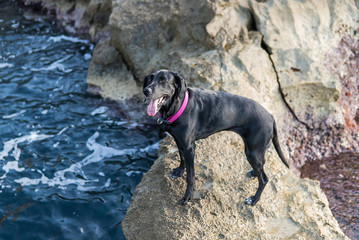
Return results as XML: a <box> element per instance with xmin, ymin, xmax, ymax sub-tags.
<box><xmin>52</xmin><ymin>132</ymin><xmax>137</xmax><ymax>181</ymax></box>
<box><xmin>11</xmin><ymin>22</ymin><xmax>19</xmax><ymax>29</ymax></box>
<box><xmin>0</xmin><ymin>131</ymin><xmax>53</xmax><ymax>162</ymax></box>
<box><xmin>139</xmin><ymin>141</ymin><xmax>160</xmax><ymax>153</ymax></box>
<box><xmin>57</xmin><ymin>126</ymin><xmax>69</xmax><ymax>136</ymax></box>
<box><xmin>102</xmin><ymin>120</ymin><xmax>127</xmax><ymax>126</ymax></box>
<box><xmin>84</xmin><ymin>53</ymin><xmax>92</xmax><ymax>61</ymax></box>
<box><xmin>2</xmin><ymin>131</ymin><xmax>160</xmax><ymax>191</ymax></box>
<box><xmin>104</xmin><ymin>178</ymin><xmax>111</xmax><ymax>187</ymax></box>
<box><xmin>90</xmin><ymin>106</ymin><xmax>108</xmax><ymax>116</ymax></box>
<box><xmin>48</xmin><ymin>35</ymin><xmax>89</xmax><ymax>44</ymax></box>
<box><xmin>0</xmin><ymin>63</ymin><xmax>14</xmax><ymax>68</ymax></box>
<box><xmin>126</xmin><ymin>171</ymin><xmax>143</xmax><ymax>177</ymax></box>
<box><xmin>129</xmin><ymin>122</ymin><xmax>142</xmax><ymax>129</ymax></box>
<box><xmin>2</xmin><ymin>161</ymin><xmax>26</xmax><ymax>174</ymax></box>
<box><xmin>0</xmin><ymin>132</ymin><xmax>54</xmax><ymax>182</ymax></box>
<box><xmin>30</xmin><ymin>55</ymin><xmax>72</xmax><ymax>73</ymax></box>
<box><xmin>3</xmin><ymin>110</ymin><xmax>26</xmax><ymax>119</ymax></box>
<box><xmin>13</xmin><ymin>132</ymin><xmax>156</xmax><ymax>191</ymax></box>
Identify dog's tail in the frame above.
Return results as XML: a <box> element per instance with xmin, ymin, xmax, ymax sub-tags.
<box><xmin>272</xmin><ymin>120</ymin><xmax>290</xmax><ymax>168</ymax></box>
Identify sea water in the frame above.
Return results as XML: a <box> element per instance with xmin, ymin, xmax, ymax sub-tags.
<box><xmin>0</xmin><ymin>2</ymin><xmax>158</xmax><ymax>239</ymax></box>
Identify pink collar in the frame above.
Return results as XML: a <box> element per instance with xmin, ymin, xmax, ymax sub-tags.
<box><xmin>158</xmin><ymin>91</ymin><xmax>189</xmax><ymax>124</ymax></box>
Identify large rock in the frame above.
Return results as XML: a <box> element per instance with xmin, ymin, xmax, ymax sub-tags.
<box><xmin>90</xmin><ymin>0</ymin><xmax>289</xmax><ymax>127</ymax></box>
<box><xmin>249</xmin><ymin>0</ymin><xmax>359</xmax><ymax>127</ymax></box>
<box><xmin>86</xmin><ymin>39</ymin><xmax>140</xmax><ymax>100</ymax></box>
<box><xmin>108</xmin><ymin>0</ymin><xmax>215</xmax><ymax>79</ymax></box>
<box><xmin>122</xmin><ymin>132</ymin><xmax>348</xmax><ymax>239</ymax></box>
<box><xmin>246</xmin><ymin>0</ymin><xmax>359</xmax><ymax>165</ymax></box>
<box><xmin>87</xmin><ymin>0</ymin><xmax>358</xmax><ymax>163</ymax></box>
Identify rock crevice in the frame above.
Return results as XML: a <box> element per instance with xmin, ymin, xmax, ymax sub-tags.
<box><xmin>259</xmin><ymin>38</ymin><xmax>313</xmax><ymax>130</ymax></box>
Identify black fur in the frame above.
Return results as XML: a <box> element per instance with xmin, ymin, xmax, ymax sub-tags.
<box><xmin>143</xmin><ymin>69</ymin><xmax>290</xmax><ymax>206</ymax></box>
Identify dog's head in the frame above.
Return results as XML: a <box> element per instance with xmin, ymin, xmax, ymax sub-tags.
<box><xmin>143</xmin><ymin>69</ymin><xmax>187</xmax><ymax>117</ymax></box>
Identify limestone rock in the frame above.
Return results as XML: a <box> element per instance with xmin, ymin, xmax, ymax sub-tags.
<box><xmin>83</xmin><ymin>0</ymin><xmax>359</xmax><ymax>166</ymax></box>
<box><xmin>106</xmin><ymin>0</ymin><xmax>272</xmax><ymax>97</ymax></box>
<box><xmin>108</xmin><ymin>0</ymin><xmax>216</xmax><ymax>79</ymax></box>
<box><xmin>88</xmin><ymin>0</ymin><xmax>290</xmax><ymax>117</ymax></box>
<box><xmin>122</xmin><ymin>132</ymin><xmax>348</xmax><ymax>240</ymax></box>
<box><xmin>86</xmin><ymin>40</ymin><xmax>140</xmax><ymax>100</ymax></box>
<box><xmin>249</xmin><ymin>0</ymin><xmax>359</xmax><ymax>127</ymax></box>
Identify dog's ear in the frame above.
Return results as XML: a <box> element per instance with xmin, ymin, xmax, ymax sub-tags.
<box><xmin>172</xmin><ymin>72</ymin><xmax>187</xmax><ymax>99</ymax></box>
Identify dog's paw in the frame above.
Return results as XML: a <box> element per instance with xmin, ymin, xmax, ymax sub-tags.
<box><xmin>247</xmin><ymin>170</ymin><xmax>257</xmax><ymax>179</ymax></box>
<box><xmin>244</xmin><ymin>196</ymin><xmax>258</xmax><ymax>206</ymax></box>
<box><xmin>170</xmin><ymin>167</ymin><xmax>184</xmax><ymax>178</ymax></box>
<box><xmin>181</xmin><ymin>193</ymin><xmax>193</xmax><ymax>205</ymax></box>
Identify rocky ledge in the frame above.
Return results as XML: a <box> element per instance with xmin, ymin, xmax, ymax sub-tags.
<box><xmin>122</xmin><ymin>132</ymin><xmax>348</xmax><ymax>240</ymax></box>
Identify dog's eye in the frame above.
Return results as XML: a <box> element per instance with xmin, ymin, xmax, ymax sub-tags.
<box><xmin>159</xmin><ymin>76</ymin><xmax>166</xmax><ymax>83</ymax></box>
<box><xmin>146</xmin><ymin>77</ymin><xmax>152</xmax><ymax>84</ymax></box>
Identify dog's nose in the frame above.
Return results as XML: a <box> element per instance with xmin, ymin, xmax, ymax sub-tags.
<box><xmin>143</xmin><ymin>87</ymin><xmax>152</xmax><ymax>97</ymax></box>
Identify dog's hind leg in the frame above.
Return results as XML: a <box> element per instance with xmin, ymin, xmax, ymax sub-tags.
<box><xmin>243</xmin><ymin>141</ymin><xmax>258</xmax><ymax>179</ymax></box>
<box><xmin>244</xmin><ymin>150</ymin><xmax>268</xmax><ymax>206</ymax></box>
<box><xmin>241</xmin><ymin>127</ymin><xmax>272</xmax><ymax>206</ymax></box>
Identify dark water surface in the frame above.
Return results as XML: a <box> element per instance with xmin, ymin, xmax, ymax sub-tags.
<box><xmin>301</xmin><ymin>152</ymin><xmax>359</xmax><ymax>240</ymax></box>
<box><xmin>0</xmin><ymin>2</ymin><xmax>158</xmax><ymax>239</ymax></box>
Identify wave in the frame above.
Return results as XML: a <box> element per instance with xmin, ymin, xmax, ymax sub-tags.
<box><xmin>0</xmin><ymin>131</ymin><xmax>159</xmax><ymax>191</ymax></box>
<box><xmin>27</xmin><ymin>55</ymin><xmax>73</xmax><ymax>73</ymax></box>
<box><xmin>48</xmin><ymin>35</ymin><xmax>90</xmax><ymax>44</ymax></box>
<box><xmin>2</xmin><ymin>110</ymin><xmax>26</xmax><ymax>119</ymax></box>
<box><xmin>0</xmin><ymin>63</ymin><xmax>14</xmax><ymax>68</ymax></box>
<box><xmin>0</xmin><ymin>131</ymin><xmax>53</xmax><ymax>162</ymax></box>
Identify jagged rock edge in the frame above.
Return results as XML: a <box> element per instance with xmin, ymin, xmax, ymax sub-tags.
<box><xmin>119</xmin><ymin>51</ymin><xmax>140</xmax><ymax>83</ymax></box>
<box><xmin>259</xmin><ymin>40</ymin><xmax>313</xmax><ymax>130</ymax></box>
<box><xmin>246</xmin><ymin>5</ymin><xmax>312</xmax><ymax>130</ymax></box>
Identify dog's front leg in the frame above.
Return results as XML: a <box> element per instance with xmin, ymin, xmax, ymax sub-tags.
<box><xmin>170</xmin><ymin>151</ymin><xmax>185</xmax><ymax>178</ymax></box>
<box><xmin>180</xmin><ymin>143</ymin><xmax>195</xmax><ymax>205</ymax></box>
<box><xmin>170</xmin><ymin>138</ymin><xmax>185</xmax><ymax>178</ymax></box>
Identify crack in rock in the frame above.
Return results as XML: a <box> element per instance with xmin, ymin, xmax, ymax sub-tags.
<box><xmin>260</xmin><ymin>39</ymin><xmax>313</xmax><ymax>130</ymax></box>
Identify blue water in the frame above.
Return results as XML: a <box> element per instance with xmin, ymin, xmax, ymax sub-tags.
<box><xmin>0</xmin><ymin>2</ymin><xmax>158</xmax><ymax>239</ymax></box>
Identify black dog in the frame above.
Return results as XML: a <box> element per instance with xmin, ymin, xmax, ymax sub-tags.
<box><xmin>143</xmin><ymin>69</ymin><xmax>289</xmax><ymax>206</ymax></box>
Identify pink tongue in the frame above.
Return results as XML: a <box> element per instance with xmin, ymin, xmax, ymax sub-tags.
<box><xmin>147</xmin><ymin>99</ymin><xmax>159</xmax><ymax>116</ymax></box>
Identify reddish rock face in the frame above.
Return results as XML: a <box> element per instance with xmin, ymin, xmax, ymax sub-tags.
<box><xmin>301</xmin><ymin>152</ymin><xmax>359</xmax><ymax>240</ymax></box>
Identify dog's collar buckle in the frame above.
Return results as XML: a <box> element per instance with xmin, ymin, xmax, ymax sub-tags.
<box><xmin>157</xmin><ymin>117</ymin><xmax>171</xmax><ymax>125</ymax></box>
<box><xmin>157</xmin><ymin>118</ymin><xmax>163</xmax><ymax>124</ymax></box>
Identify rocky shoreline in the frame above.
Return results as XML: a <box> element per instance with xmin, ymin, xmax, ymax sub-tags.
<box><xmin>19</xmin><ymin>0</ymin><xmax>359</xmax><ymax>239</ymax></box>
<box><xmin>122</xmin><ymin>132</ymin><xmax>349</xmax><ymax>239</ymax></box>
